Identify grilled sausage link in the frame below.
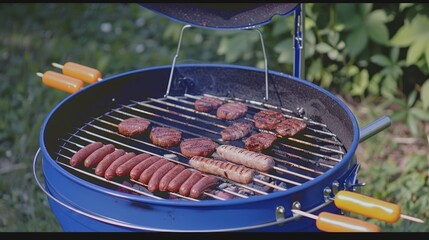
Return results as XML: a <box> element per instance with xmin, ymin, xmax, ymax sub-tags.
<box><xmin>94</xmin><ymin>149</ymin><xmax>125</xmax><ymax>177</ymax></box>
<box><xmin>139</xmin><ymin>158</ymin><xmax>169</xmax><ymax>184</ymax></box>
<box><xmin>104</xmin><ymin>152</ymin><xmax>136</xmax><ymax>180</ymax></box>
<box><xmin>84</xmin><ymin>144</ymin><xmax>115</xmax><ymax>168</ymax></box>
<box><xmin>129</xmin><ymin>156</ymin><xmax>161</xmax><ymax>180</ymax></box>
<box><xmin>167</xmin><ymin>169</ymin><xmax>192</xmax><ymax>193</ymax></box>
<box><xmin>189</xmin><ymin>156</ymin><xmax>255</xmax><ymax>184</ymax></box>
<box><xmin>70</xmin><ymin>142</ymin><xmax>103</xmax><ymax>167</ymax></box>
<box><xmin>158</xmin><ymin>164</ymin><xmax>186</xmax><ymax>192</ymax></box>
<box><xmin>115</xmin><ymin>153</ymin><xmax>151</xmax><ymax>177</ymax></box>
<box><xmin>179</xmin><ymin>171</ymin><xmax>203</xmax><ymax>196</ymax></box>
<box><xmin>147</xmin><ymin>162</ymin><xmax>176</xmax><ymax>192</ymax></box>
<box><xmin>189</xmin><ymin>175</ymin><xmax>219</xmax><ymax>199</ymax></box>
<box><xmin>216</xmin><ymin>145</ymin><xmax>275</xmax><ymax>172</ymax></box>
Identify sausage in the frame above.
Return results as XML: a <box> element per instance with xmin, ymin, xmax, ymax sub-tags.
<box><xmin>189</xmin><ymin>156</ymin><xmax>255</xmax><ymax>184</ymax></box>
<box><xmin>70</xmin><ymin>142</ymin><xmax>103</xmax><ymax>167</ymax></box>
<box><xmin>41</xmin><ymin>70</ymin><xmax>84</xmax><ymax>94</ymax></box>
<box><xmin>94</xmin><ymin>149</ymin><xmax>125</xmax><ymax>177</ymax></box>
<box><xmin>115</xmin><ymin>153</ymin><xmax>151</xmax><ymax>177</ymax></box>
<box><xmin>84</xmin><ymin>144</ymin><xmax>115</xmax><ymax>168</ymax></box>
<box><xmin>189</xmin><ymin>175</ymin><xmax>219</xmax><ymax>199</ymax></box>
<box><xmin>147</xmin><ymin>162</ymin><xmax>176</xmax><ymax>192</ymax></box>
<box><xmin>179</xmin><ymin>171</ymin><xmax>203</xmax><ymax>196</ymax></box>
<box><xmin>167</xmin><ymin>169</ymin><xmax>192</xmax><ymax>193</ymax></box>
<box><xmin>158</xmin><ymin>164</ymin><xmax>186</xmax><ymax>192</ymax></box>
<box><xmin>139</xmin><ymin>158</ymin><xmax>169</xmax><ymax>184</ymax></box>
<box><xmin>216</xmin><ymin>145</ymin><xmax>275</xmax><ymax>172</ymax></box>
<box><xmin>61</xmin><ymin>62</ymin><xmax>102</xmax><ymax>84</ymax></box>
<box><xmin>104</xmin><ymin>152</ymin><xmax>136</xmax><ymax>180</ymax></box>
<box><xmin>129</xmin><ymin>156</ymin><xmax>161</xmax><ymax>180</ymax></box>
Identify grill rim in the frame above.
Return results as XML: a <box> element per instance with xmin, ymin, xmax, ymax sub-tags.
<box><xmin>39</xmin><ymin>63</ymin><xmax>360</xmax><ymax>207</ymax></box>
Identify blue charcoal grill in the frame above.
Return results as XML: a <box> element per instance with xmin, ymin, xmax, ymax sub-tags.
<box><xmin>33</xmin><ymin>3</ymin><xmax>391</xmax><ymax>232</ymax></box>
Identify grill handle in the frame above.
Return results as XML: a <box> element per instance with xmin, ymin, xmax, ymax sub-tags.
<box><xmin>33</xmin><ymin>148</ymin><xmax>334</xmax><ymax>232</ymax></box>
<box><xmin>165</xmin><ymin>24</ymin><xmax>270</xmax><ymax>101</ymax></box>
<box><xmin>358</xmin><ymin>115</ymin><xmax>391</xmax><ymax>143</ymax></box>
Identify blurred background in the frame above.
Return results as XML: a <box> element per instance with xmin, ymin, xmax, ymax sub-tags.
<box><xmin>0</xmin><ymin>3</ymin><xmax>428</xmax><ymax>232</ymax></box>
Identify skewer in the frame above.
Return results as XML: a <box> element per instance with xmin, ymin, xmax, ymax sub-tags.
<box><xmin>333</xmin><ymin>190</ymin><xmax>425</xmax><ymax>224</ymax></box>
<box><xmin>52</xmin><ymin>62</ymin><xmax>103</xmax><ymax>82</ymax></box>
<box><xmin>291</xmin><ymin>209</ymin><xmax>381</xmax><ymax>232</ymax></box>
<box><xmin>37</xmin><ymin>71</ymin><xmax>83</xmax><ymax>94</ymax></box>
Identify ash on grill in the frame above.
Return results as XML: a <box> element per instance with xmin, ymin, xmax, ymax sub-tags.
<box><xmin>55</xmin><ymin>93</ymin><xmax>346</xmax><ymax>201</ymax></box>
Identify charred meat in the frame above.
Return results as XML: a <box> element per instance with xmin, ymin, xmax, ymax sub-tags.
<box><xmin>149</xmin><ymin>127</ymin><xmax>182</xmax><ymax>147</ymax></box>
<box><xmin>194</xmin><ymin>96</ymin><xmax>223</xmax><ymax>112</ymax></box>
<box><xmin>118</xmin><ymin>117</ymin><xmax>151</xmax><ymax>137</ymax></box>
<box><xmin>275</xmin><ymin>118</ymin><xmax>307</xmax><ymax>137</ymax></box>
<box><xmin>253</xmin><ymin>109</ymin><xmax>285</xmax><ymax>130</ymax></box>
<box><xmin>220</xmin><ymin>122</ymin><xmax>253</xmax><ymax>141</ymax></box>
<box><xmin>216</xmin><ymin>102</ymin><xmax>248</xmax><ymax>121</ymax></box>
<box><xmin>244</xmin><ymin>132</ymin><xmax>277</xmax><ymax>152</ymax></box>
<box><xmin>180</xmin><ymin>137</ymin><xmax>217</xmax><ymax>158</ymax></box>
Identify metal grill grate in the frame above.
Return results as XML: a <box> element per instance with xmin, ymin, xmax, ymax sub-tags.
<box><xmin>54</xmin><ymin>94</ymin><xmax>346</xmax><ymax>201</ymax></box>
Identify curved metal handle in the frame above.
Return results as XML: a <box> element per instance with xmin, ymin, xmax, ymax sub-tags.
<box><xmin>165</xmin><ymin>24</ymin><xmax>270</xmax><ymax>101</ymax></box>
<box><xmin>33</xmin><ymin>148</ymin><xmax>334</xmax><ymax>232</ymax></box>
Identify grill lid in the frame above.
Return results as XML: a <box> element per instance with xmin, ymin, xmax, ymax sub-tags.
<box><xmin>139</xmin><ymin>3</ymin><xmax>299</xmax><ymax>30</ymax></box>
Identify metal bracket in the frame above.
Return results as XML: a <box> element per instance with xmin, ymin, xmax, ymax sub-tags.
<box><xmin>275</xmin><ymin>205</ymin><xmax>286</xmax><ymax>226</ymax></box>
<box><xmin>291</xmin><ymin>201</ymin><xmax>302</xmax><ymax>221</ymax></box>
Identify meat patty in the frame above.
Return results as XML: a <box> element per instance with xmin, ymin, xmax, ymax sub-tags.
<box><xmin>253</xmin><ymin>109</ymin><xmax>285</xmax><ymax>130</ymax></box>
<box><xmin>244</xmin><ymin>132</ymin><xmax>277</xmax><ymax>152</ymax></box>
<box><xmin>220</xmin><ymin>122</ymin><xmax>253</xmax><ymax>141</ymax></box>
<box><xmin>149</xmin><ymin>127</ymin><xmax>182</xmax><ymax>147</ymax></box>
<box><xmin>216</xmin><ymin>102</ymin><xmax>248</xmax><ymax>121</ymax></box>
<box><xmin>194</xmin><ymin>96</ymin><xmax>223</xmax><ymax>112</ymax></box>
<box><xmin>180</xmin><ymin>137</ymin><xmax>217</xmax><ymax>158</ymax></box>
<box><xmin>275</xmin><ymin>118</ymin><xmax>307</xmax><ymax>137</ymax></box>
<box><xmin>118</xmin><ymin>117</ymin><xmax>151</xmax><ymax>137</ymax></box>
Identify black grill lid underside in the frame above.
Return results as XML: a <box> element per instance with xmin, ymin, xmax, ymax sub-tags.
<box><xmin>140</xmin><ymin>3</ymin><xmax>299</xmax><ymax>30</ymax></box>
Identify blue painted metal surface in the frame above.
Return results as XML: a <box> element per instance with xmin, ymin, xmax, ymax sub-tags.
<box><xmin>39</xmin><ymin>64</ymin><xmax>360</xmax><ymax>232</ymax></box>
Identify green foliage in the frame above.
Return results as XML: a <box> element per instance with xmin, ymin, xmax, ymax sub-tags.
<box><xmin>356</xmin><ymin>154</ymin><xmax>429</xmax><ymax>232</ymax></box>
<box><xmin>389</xmin><ymin>91</ymin><xmax>429</xmax><ymax>137</ymax></box>
<box><xmin>391</xmin><ymin>14</ymin><xmax>429</xmax><ymax>69</ymax></box>
<box><xmin>1</xmin><ymin>3</ymin><xmax>428</xmax><ymax>232</ymax></box>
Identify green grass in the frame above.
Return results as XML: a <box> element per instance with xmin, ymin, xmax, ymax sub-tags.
<box><xmin>1</xmin><ymin>3</ymin><xmax>427</xmax><ymax>232</ymax></box>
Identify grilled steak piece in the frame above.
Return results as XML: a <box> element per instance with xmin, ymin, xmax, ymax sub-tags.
<box><xmin>275</xmin><ymin>118</ymin><xmax>307</xmax><ymax>137</ymax></box>
<box><xmin>244</xmin><ymin>132</ymin><xmax>277</xmax><ymax>152</ymax></box>
<box><xmin>118</xmin><ymin>117</ymin><xmax>151</xmax><ymax>137</ymax></box>
<box><xmin>216</xmin><ymin>102</ymin><xmax>248</xmax><ymax>120</ymax></box>
<box><xmin>253</xmin><ymin>109</ymin><xmax>285</xmax><ymax>130</ymax></box>
<box><xmin>150</xmin><ymin>127</ymin><xmax>182</xmax><ymax>147</ymax></box>
<box><xmin>180</xmin><ymin>137</ymin><xmax>217</xmax><ymax>158</ymax></box>
<box><xmin>194</xmin><ymin>96</ymin><xmax>223</xmax><ymax>112</ymax></box>
<box><xmin>220</xmin><ymin>122</ymin><xmax>253</xmax><ymax>141</ymax></box>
